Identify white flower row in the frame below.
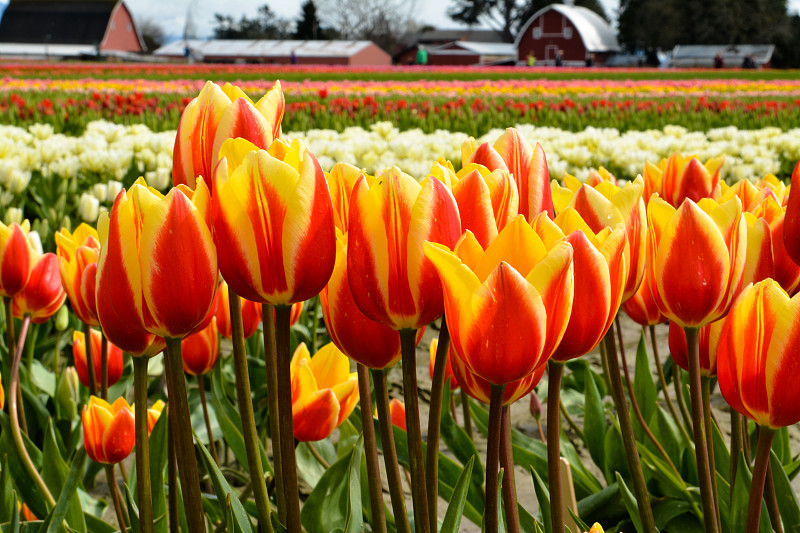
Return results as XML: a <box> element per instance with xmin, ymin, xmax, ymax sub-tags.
<box><xmin>3</xmin><ymin>120</ymin><xmax>800</xmax><ymax>224</ymax></box>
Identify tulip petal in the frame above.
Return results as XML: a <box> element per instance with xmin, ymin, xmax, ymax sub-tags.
<box><xmin>331</xmin><ymin>376</ymin><xmax>359</xmax><ymax>426</ymax></box>
<box><xmin>102</xmin><ymin>407</ymin><xmax>135</xmax><ymax>464</ymax></box>
<box><xmin>474</xmin><ymin>215</ymin><xmax>547</xmax><ymax>282</ymax></box>
<box><xmin>307</xmin><ymin>343</ymin><xmax>350</xmax><ymax>392</ymax></box>
<box><xmin>525</xmin><ymin>240</ymin><xmax>574</xmax><ymax>358</ymax></box>
<box><xmin>292</xmin><ymin>389</ymin><xmax>339</xmax><ymax>442</ymax></box>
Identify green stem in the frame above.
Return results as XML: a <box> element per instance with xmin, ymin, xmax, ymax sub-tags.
<box><xmin>648</xmin><ymin>325</ymin><xmax>691</xmax><ymax>444</ymax></box>
<box><xmin>105</xmin><ymin>463</ymin><xmax>130</xmax><ymax>531</ymax></box>
<box><xmin>730</xmin><ymin>410</ymin><xmax>743</xmax><ymax>505</ymax></box>
<box><xmin>83</xmin><ymin>322</ymin><xmax>97</xmax><ymax>396</ymax></box>
<box><xmin>500</xmin><ymin>405</ymin><xmax>520</xmax><ymax>533</ymax></box>
<box><xmin>133</xmin><ymin>357</ymin><xmax>154</xmax><ymax>533</ymax></box>
<box><xmin>372</xmin><ymin>367</ymin><xmax>411</xmax><ymax>533</ymax></box>
<box><xmin>701</xmin><ymin>377</ymin><xmax>721</xmax><ymax>529</ymax></box>
<box><xmin>425</xmin><ymin>319</ymin><xmax>449</xmax><ymax>532</ymax></box>
<box><xmin>261</xmin><ymin>303</ymin><xmax>284</xmax><ymax>522</ymax></box>
<box><xmin>357</xmin><ymin>364</ymin><xmax>387</xmax><ymax>533</ymax></box>
<box><xmin>274</xmin><ymin>305</ymin><xmax>301</xmax><ymax>533</ymax></box>
<box><xmin>4</xmin><ymin>297</ymin><xmax>15</xmax><ymax>362</ymax></box>
<box><xmin>306</xmin><ymin>441</ymin><xmax>330</xmax><ymax>469</ymax></box>
<box><xmin>746</xmin><ymin>428</ymin><xmax>775</xmax><ymax>533</ymax></box>
<box><xmin>229</xmin><ymin>294</ymin><xmax>274</xmax><ymax>533</ymax></box>
<box><xmin>485</xmin><ymin>383</ymin><xmax>506</xmax><ymax>533</ymax></box>
<box><xmin>765</xmin><ymin>458</ymin><xmax>784</xmax><ymax>533</ymax></box>
<box><xmin>197</xmin><ymin>375</ymin><xmax>219</xmax><ymax>466</ymax></box>
<box><xmin>603</xmin><ymin>329</ymin><xmax>657</xmax><ymax>533</ymax></box>
<box><xmin>9</xmin><ymin>315</ymin><xmax>56</xmax><ymax>509</ymax></box>
<box><xmin>547</xmin><ymin>361</ymin><xmax>565</xmax><ymax>533</ymax></box>
<box><xmin>100</xmin><ymin>331</ymin><xmax>109</xmax><ymax>400</ymax></box>
<box><xmin>163</xmin><ymin>337</ymin><xmax>206</xmax><ymax>533</ymax></box>
<box><xmin>684</xmin><ymin>327</ymin><xmax>719</xmax><ymax>533</ymax></box>
<box><xmin>24</xmin><ymin>323</ymin><xmax>37</xmax><ymax>387</ymax></box>
<box><xmin>461</xmin><ymin>389</ymin><xmax>473</xmax><ymax>440</ymax></box>
<box><xmin>399</xmin><ymin>328</ymin><xmax>430</xmax><ymax>533</ymax></box>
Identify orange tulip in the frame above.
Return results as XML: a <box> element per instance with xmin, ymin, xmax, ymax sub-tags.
<box><xmin>450</xmin><ymin>346</ymin><xmax>546</xmax><ymax>405</ymax></box>
<box><xmin>21</xmin><ymin>503</ymin><xmax>36</xmax><ymax>522</ymax></box>
<box><xmin>660</xmin><ymin>153</ymin><xmax>724</xmax><ymax>208</ymax></box>
<box><xmin>348</xmin><ymin>167</ymin><xmax>461</xmax><ymax>331</ymax></box>
<box><xmin>751</xmin><ymin>194</ymin><xmax>800</xmax><ymax>294</ymax></box>
<box><xmin>326</xmin><ymin>162</ymin><xmax>367</xmax><ymax>233</ymax></box>
<box><xmin>532</xmin><ymin>209</ymin><xmax>628</xmax><ymax>361</ymax></box>
<box><xmin>212</xmin><ymin>137</ymin><xmax>335</xmax><ymax>306</ymax></box>
<box><xmin>668</xmin><ymin>319</ymin><xmax>724</xmax><ymax>377</ymax></box>
<box><xmin>74</xmin><ymin>329</ymin><xmax>124</xmax><ymax>390</ymax></box>
<box><xmin>96</xmin><ymin>178</ymin><xmax>216</xmax><ymax>355</ymax></box>
<box><xmin>182</xmin><ymin>317</ymin><xmax>219</xmax><ymax>376</ymax></box>
<box><xmin>0</xmin><ymin>371</ymin><xmax>4</xmax><ymax>410</ymax></box>
<box><xmin>429</xmin><ymin>337</ymin><xmax>459</xmax><ymax>390</ymax></box>
<box><xmin>290</xmin><ymin>342</ymin><xmax>359</xmax><ymax>442</ymax></box>
<box><xmin>552</xmin><ymin>176</ymin><xmax>646</xmax><ymax>302</ymax></box>
<box><xmin>0</xmin><ymin>220</ymin><xmax>33</xmax><ymax>298</ymax></box>
<box><xmin>82</xmin><ymin>396</ymin><xmax>135</xmax><ymax>464</ymax></box>
<box><xmin>12</xmin><ymin>253</ymin><xmax>66</xmax><ymax>323</ymax></box>
<box><xmin>55</xmin><ymin>224</ymin><xmax>101</xmax><ymax>326</ymax></box>
<box><xmin>173</xmin><ymin>81</ymin><xmax>284</xmax><ymax>189</ymax></box>
<box><xmin>647</xmin><ymin>196</ymin><xmax>745</xmax><ymax>328</ymax></box>
<box><xmin>585</xmin><ymin>167</ymin><xmax>617</xmax><ymax>187</ymax></box>
<box><xmin>389</xmin><ymin>399</ymin><xmax>406</xmax><ymax>430</ymax></box>
<box><xmin>432</xmin><ymin>159</ymin><xmax>519</xmax><ymax>248</ymax></box>
<box><xmin>146</xmin><ymin>400</ymin><xmax>165</xmax><ymax>433</ymax></box>
<box><xmin>642</xmin><ymin>161</ymin><xmax>663</xmax><ymax>206</ymax></box>
<box><xmin>622</xmin><ymin>234</ymin><xmax>666</xmax><ymax>326</ymax></box>
<box><xmin>215</xmin><ymin>280</ymin><xmax>262</xmax><ymax>339</ymax></box>
<box><xmin>717</xmin><ymin>279</ymin><xmax>800</xmax><ymax>428</ymax></box>
<box><xmin>321</xmin><ymin>232</ymin><xmax>408</xmax><ymax>369</ymax></box>
<box><xmin>462</xmin><ymin>128</ymin><xmax>553</xmax><ymax>220</ymax></box>
<box><xmin>425</xmin><ymin>217</ymin><xmax>574</xmax><ymax>385</ymax></box>
<box><xmin>782</xmin><ymin>160</ymin><xmax>800</xmax><ymax>267</ymax></box>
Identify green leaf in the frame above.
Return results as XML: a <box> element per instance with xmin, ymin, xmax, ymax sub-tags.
<box><xmin>440</xmin><ymin>383</ymin><xmax>484</xmax><ymax>487</ymax></box>
<box><xmin>196</xmin><ymin>433</ymin><xmax>253</xmax><ymax>533</ymax></box>
<box><xmin>568</xmin><ymin>507</ymin><xmax>590</xmax><ymax>532</ymax></box>
<box><xmin>731</xmin><ymin>451</ymin><xmax>771</xmax><ymax>533</ymax></box>
<box><xmin>518</xmin><ymin>503</ymin><xmax>540</xmax><ymax>533</ymax></box>
<box><xmin>632</xmin><ymin>332</ymin><xmax>657</xmax><ymax>432</ymax></box>
<box><xmin>82</xmin><ymin>514</ymin><xmax>116</xmax><ymax>533</ymax></box>
<box><xmin>615</xmin><ymin>471</ymin><xmax>643</xmax><ymax>533</ymax></box>
<box><xmin>0</xmin><ymin>411</ymin><xmax>47</xmax><ymax>518</ymax></box>
<box><xmin>769</xmin><ymin>451</ymin><xmax>800</xmax><ymax>532</ymax></box>
<box><xmin>603</xmin><ymin>425</ymin><xmax>629</xmax><ymax>483</ymax></box>
<box><xmin>28</xmin><ymin>360</ymin><xmax>55</xmax><ymax>398</ymax></box>
<box><xmin>124</xmin><ymin>483</ymin><xmax>141</xmax><ymax>533</ymax></box>
<box><xmin>300</xmin><ymin>435</ymin><xmax>363</xmax><ymax>533</ymax></box>
<box><xmin>0</xmin><ymin>455</ymin><xmax>16</xmax><ymax>523</ymax></box>
<box><xmin>40</xmin><ymin>420</ymin><xmax>85</xmax><ymax>532</ymax></box>
<box><xmin>440</xmin><ymin>455</ymin><xmax>475</xmax><ymax>533</ymax></box>
<box><xmin>652</xmin><ymin>498</ymin><xmax>691</xmax><ymax>529</ymax></box>
<box><xmin>530</xmin><ymin>466</ymin><xmax>552</xmax><ymax>533</ymax></box>
<box><xmin>583</xmin><ymin>372</ymin><xmax>606</xmax><ymax>472</ymax></box>
<box><xmin>148</xmin><ymin>409</ymin><xmax>169</xmax><ymax>533</ymax></box>
<box><xmin>40</xmin><ymin>448</ymin><xmax>87</xmax><ymax>533</ymax></box>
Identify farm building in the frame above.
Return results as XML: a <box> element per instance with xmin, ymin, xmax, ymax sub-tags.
<box><xmin>395</xmin><ymin>28</ymin><xmax>506</xmax><ymax>65</ymax></box>
<box><xmin>515</xmin><ymin>3</ymin><xmax>620</xmax><ymax>66</ymax></box>
<box><xmin>153</xmin><ymin>39</ymin><xmax>391</xmax><ymax>66</ymax></box>
<box><xmin>0</xmin><ymin>0</ymin><xmax>144</xmax><ymax>59</ymax></box>
<box><xmin>670</xmin><ymin>44</ymin><xmax>775</xmax><ymax>68</ymax></box>
<box><xmin>426</xmin><ymin>41</ymin><xmax>517</xmax><ymax>66</ymax></box>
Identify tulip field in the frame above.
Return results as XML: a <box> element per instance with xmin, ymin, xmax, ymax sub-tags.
<box><xmin>2</xmin><ymin>63</ymin><xmax>800</xmax><ymax>533</ymax></box>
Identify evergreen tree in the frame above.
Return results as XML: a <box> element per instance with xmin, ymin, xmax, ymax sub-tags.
<box><xmin>294</xmin><ymin>0</ymin><xmax>324</xmax><ymax>40</ymax></box>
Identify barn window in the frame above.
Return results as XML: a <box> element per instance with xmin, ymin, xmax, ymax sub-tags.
<box><xmin>533</xmin><ymin>27</ymin><xmax>542</xmax><ymax>39</ymax></box>
<box><xmin>564</xmin><ymin>27</ymin><xmax>572</xmax><ymax>39</ymax></box>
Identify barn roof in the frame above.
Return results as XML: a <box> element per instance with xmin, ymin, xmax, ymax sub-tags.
<box><xmin>0</xmin><ymin>0</ymin><xmax>117</xmax><ymax>45</ymax></box>
<box><xmin>670</xmin><ymin>44</ymin><xmax>775</xmax><ymax>67</ymax></box>
<box><xmin>515</xmin><ymin>3</ymin><xmax>620</xmax><ymax>53</ymax></box>
<box><xmin>154</xmin><ymin>39</ymin><xmax>385</xmax><ymax>59</ymax></box>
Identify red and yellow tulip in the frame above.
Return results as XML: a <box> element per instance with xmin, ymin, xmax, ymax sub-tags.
<box><xmin>74</xmin><ymin>329</ymin><xmax>124</xmax><ymax>390</ymax></box>
<box><xmin>290</xmin><ymin>342</ymin><xmax>359</xmax><ymax>442</ymax></box>
<box><xmin>667</xmin><ymin>319</ymin><xmax>724</xmax><ymax>377</ymax></box>
<box><xmin>146</xmin><ymin>400</ymin><xmax>166</xmax><ymax>433</ymax></box>
<box><xmin>212</xmin><ymin>137</ymin><xmax>336</xmax><ymax>306</ymax></box>
<box><xmin>215</xmin><ymin>280</ymin><xmax>263</xmax><ymax>339</ymax></box>
<box><xmin>782</xmin><ymin>160</ymin><xmax>800</xmax><ymax>268</ymax></box>
<box><xmin>12</xmin><ymin>253</ymin><xmax>66</xmax><ymax>323</ymax></box>
<box><xmin>348</xmin><ymin>167</ymin><xmax>461</xmax><ymax>331</ymax></box>
<box><xmin>0</xmin><ymin>371</ymin><xmax>4</xmax><ymax>411</ymax></box>
<box><xmin>646</xmin><ymin>196</ymin><xmax>745</xmax><ymax>328</ymax></box>
<box><xmin>751</xmin><ymin>194</ymin><xmax>800</xmax><ymax>294</ymax></box>
<box><xmin>0</xmin><ymin>220</ymin><xmax>33</xmax><ymax>298</ymax></box>
<box><xmin>82</xmin><ymin>396</ymin><xmax>135</xmax><ymax>464</ymax></box>
<box><xmin>717</xmin><ymin>279</ymin><xmax>800</xmax><ymax>428</ymax></box>
<box><xmin>326</xmin><ymin>162</ymin><xmax>367</xmax><ymax>233</ymax></box>
<box><xmin>450</xmin><ymin>346</ymin><xmax>546</xmax><ymax>406</ymax></box>
<box><xmin>96</xmin><ymin>178</ymin><xmax>216</xmax><ymax>355</ymax></box>
<box><xmin>425</xmin><ymin>216</ymin><xmax>574</xmax><ymax>385</ymax></box>
<box><xmin>429</xmin><ymin>337</ymin><xmax>459</xmax><ymax>390</ymax></box>
<box><xmin>173</xmin><ymin>80</ymin><xmax>284</xmax><ymax>189</ymax></box>
<box><xmin>55</xmin><ymin>224</ymin><xmax>101</xmax><ymax>326</ymax></box>
<box><xmin>389</xmin><ymin>399</ymin><xmax>406</xmax><ymax>430</ymax></box>
<box><xmin>660</xmin><ymin>153</ymin><xmax>724</xmax><ymax>208</ymax></box>
<box><xmin>462</xmin><ymin>128</ymin><xmax>553</xmax><ymax>220</ymax></box>
<box><xmin>622</xmin><ymin>235</ymin><xmax>666</xmax><ymax>326</ymax></box>
<box><xmin>182</xmin><ymin>317</ymin><xmax>219</xmax><ymax>376</ymax></box>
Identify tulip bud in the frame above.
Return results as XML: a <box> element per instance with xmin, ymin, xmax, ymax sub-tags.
<box><xmin>4</xmin><ymin>207</ymin><xmax>22</xmax><ymax>225</ymax></box>
<box><xmin>54</xmin><ymin>303</ymin><xmax>69</xmax><ymax>331</ymax></box>
<box><xmin>56</xmin><ymin>367</ymin><xmax>80</xmax><ymax>421</ymax></box>
<box><xmin>78</xmin><ymin>193</ymin><xmax>100</xmax><ymax>223</ymax></box>
<box><xmin>529</xmin><ymin>390</ymin><xmax>542</xmax><ymax>421</ymax></box>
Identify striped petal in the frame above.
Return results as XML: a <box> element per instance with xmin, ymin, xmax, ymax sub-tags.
<box><xmin>0</xmin><ymin>222</ymin><xmax>32</xmax><ymax>297</ymax></box>
<box><xmin>307</xmin><ymin>342</ymin><xmax>351</xmax><ymax>392</ymax></box>
<box><xmin>292</xmin><ymin>388</ymin><xmax>339</xmax><ymax>442</ymax></box>
<box><xmin>211</xmin><ymin>97</ymin><xmax>274</xmax><ymax>177</ymax></box>
<box><xmin>102</xmin><ymin>407</ymin><xmax>136</xmax><ymax>464</ymax></box>
<box><xmin>525</xmin><ymin>240</ymin><xmax>574</xmax><ymax>358</ymax></box>
<box><xmin>255</xmin><ymin>80</ymin><xmax>285</xmax><ymax>140</ymax></box>
<box><xmin>326</xmin><ymin>163</ymin><xmax>366</xmax><ymax>233</ymax></box>
<box><xmin>331</xmin><ymin>375</ymin><xmax>359</xmax><ymax>426</ymax></box>
<box><xmin>741</xmin><ymin>214</ymin><xmax>774</xmax><ymax>287</ymax></box>
<box><xmin>783</xmin><ymin>159</ymin><xmax>800</xmax><ymax>266</ymax></box>
<box><xmin>451</xmin><ymin>168</ymin><xmax>499</xmax><ymax>248</ymax></box>
<box><xmin>12</xmin><ymin>253</ymin><xmax>66</xmax><ymax>324</ymax></box>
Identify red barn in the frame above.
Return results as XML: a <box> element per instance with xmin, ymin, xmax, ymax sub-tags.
<box><xmin>0</xmin><ymin>0</ymin><xmax>144</xmax><ymax>58</ymax></box>
<box><xmin>515</xmin><ymin>3</ymin><xmax>620</xmax><ymax>66</ymax></box>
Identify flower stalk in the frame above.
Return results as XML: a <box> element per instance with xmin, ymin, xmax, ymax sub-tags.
<box><xmin>357</xmin><ymin>364</ymin><xmax>387</xmax><ymax>533</ymax></box>
<box><xmin>425</xmin><ymin>319</ymin><xmax>450</xmax><ymax>531</ymax></box>
<box><xmin>485</xmin><ymin>383</ymin><xmax>506</xmax><ymax>533</ymax></box>
<box><xmin>701</xmin><ymin>377</ymin><xmax>722</xmax><ymax>528</ymax></box>
<box><xmin>746</xmin><ymin>428</ymin><xmax>775</xmax><ymax>533</ymax></box>
<box><xmin>547</xmin><ymin>361</ymin><xmax>565</xmax><ymax>533</ymax></box>
<box><xmin>261</xmin><ymin>303</ymin><xmax>284</xmax><ymax>521</ymax></box>
<box><xmin>83</xmin><ymin>322</ymin><xmax>97</xmax><ymax>396</ymax></box>
<box><xmin>100</xmin><ymin>331</ymin><xmax>109</xmax><ymax>400</ymax></box>
<box><xmin>500</xmin><ymin>405</ymin><xmax>520</xmax><ymax>533</ymax></box>
<box><xmin>133</xmin><ymin>356</ymin><xmax>154</xmax><ymax>533</ymax></box>
<box><xmin>197</xmin><ymin>374</ymin><xmax>218</xmax><ymax>466</ymax></box>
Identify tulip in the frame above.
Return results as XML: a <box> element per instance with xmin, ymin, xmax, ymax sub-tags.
<box><xmin>642</xmin><ymin>161</ymin><xmax>663</xmax><ymax>206</ymax></box>
<box><xmin>82</xmin><ymin>396</ymin><xmax>135</xmax><ymax>464</ymax></box>
<box><xmin>585</xmin><ymin>167</ymin><xmax>617</xmax><ymax>187</ymax></box>
<box><xmin>326</xmin><ymin>162</ymin><xmax>367</xmax><ymax>233</ymax></box>
<box><xmin>782</xmin><ymin>160</ymin><xmax>800</xmax><ymax>272</ymax></box>
<box><xmin>717</xmin><ymin>279</ymin><xmax>800</xmax><ymax>530</ymax></box>
<box><xmin>552</xmin><ymin>176</ymin><xmax>646</xmax><ymax>302</ymax></box>
<box><xmin>647</xmin><ymin>196</ymin><xmax>745</xmax><ymax>328</ymax></box>
<box><xmin>213</xmin><ymin>137</ymin><xmax>335</xmax><ymax>306</ymax></box>
<box><xmin>428</xmin><ymin>337</ymin><xmax>458</xmax><ymax>390</ymax></box>
<box><xmin>21</xmin><ymin>503</ymin><xmax>36</xmax><ymax>522</ymax></box>
<box><xmin>751</xmin><ymin>194</ymin><xmax>800</xmax><ymax>294</ymax></box>
<box><xmin>0</xmin><ymin>370</ymin><xmax>4</xmax><ymax>410</ymax></box>
<box><xmin>215</xmin><ymin>280</ymin><xmax>262</xmax><ymax>339</ymax></box>
<box><xmin>182</xmin><ymin>317</ymin><xmax>219</xmax><ymax>376</ymax></box>
<box><xmin>74</xmin><ymin>329</ymin><xmax>124</xmax><ymax>390</ymax></box>
<box><xmin>462</xmin><ymin>128</ymin><xmax>553</xmax><ymax>220</ymax></box>
<box><xmin>56</xmin><ymin>367</ymin><xmax>80</xmax><ymax>421</ymax></box>
<box><xmin>12</xmin><ymin>253</ymin><xmax>66</xmax><ymax>323</ymax></box>
<box><xmin>0</xmin><ymin>220</ymin><xmax>33</xmax><ymax>298</ymax></box>
<box><xmin>173</xmin><ymin>80</ymin><xmax>284</xmax><ymax>189</ymax></box>
<box><xmin>660</xmin><ymin>153</ymin><xmax>724</xmax><ymax>208</ymax></box>
<box><xmin>449</xmin><ymin>346</ymin><xmax>546</xmax><ymax>406</ymax></box>
<box><xmin>622</xmin><ymin>237</ymin><xmax>666</xmax><ymax>327</ymax></box>
<box><xmin>667</xmin><ymin>320</ymin><xmax>724</xmax><ymax>378</ymax></box>
<box><xmin>55</xmin><ymin>223</ymin><xmax>101</xmax><ymax>326</ymax></box>
<box><xmin>146</xmin><ymin>400</ymin><xmax>166</xmax><ymax>433</ymax></box>
<box><xmin>389</xmin><ymin>399</ymin><xmax>406</xmax><ymax>430</ymax></box>
<box><xmin>290</xmin><ymin>342</ymin><xmax>359</xmax><ymax>442</ymax></box>
<box><xmin>96</xmin><ymin>177</ymin><xmax>216</xmax><ymax>355</ymax></box>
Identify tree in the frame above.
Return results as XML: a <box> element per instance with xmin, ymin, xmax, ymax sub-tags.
<box><xmin>317</xmin><ymin>0</ymin><xmax>417</xmax><ymax>53</ymax></box>
<box><xmin>137</xmin><ymin>18</ymin><xmax>166</xmax><ymax>52</ymax></box>
<box><xmin>213</xmin><ymin>5</ymin><xmax>292</xmax><ymax>40</ymax></box>
<box><xmin>294</xmin><ymin>0</ymin><xmax>328</xmax><ymax>39</ymax></box>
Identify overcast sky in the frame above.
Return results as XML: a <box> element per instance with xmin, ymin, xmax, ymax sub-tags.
<box><xmin>121</xmin><ymin>0</ymin><xmax>800</xmax><ymax>40</ymax></box>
